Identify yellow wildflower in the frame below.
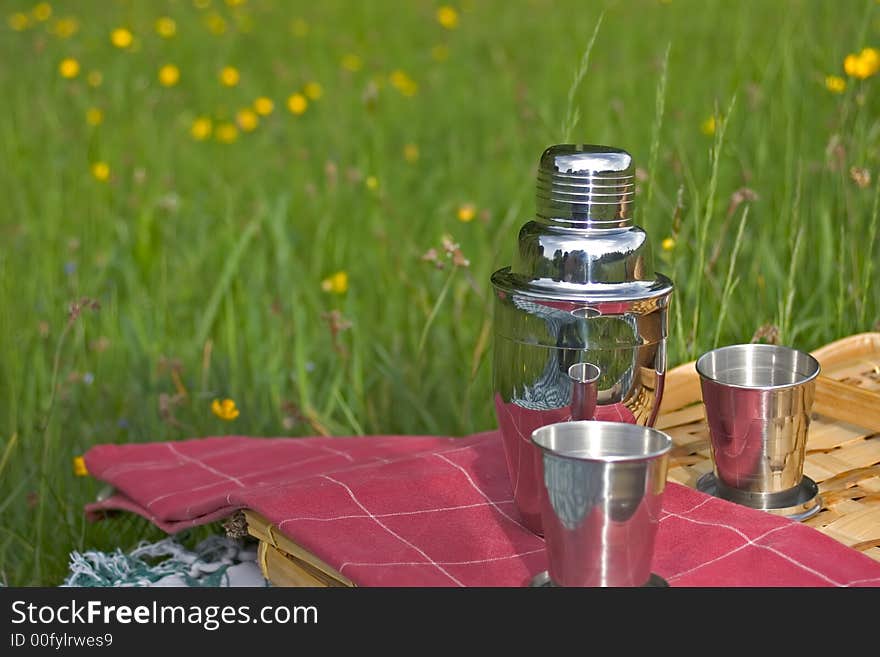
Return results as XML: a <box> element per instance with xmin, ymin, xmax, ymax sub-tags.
<box><xmin>87</xmin><ymin>70</ymin><xmax>103</xmax><ymax>87</ymax></box>
<box><xmin>290</xmin><ymin>18</ymin><xmax>308</xmax><ymax>37</ymax></box>
<box><xmin>58</xmin><ymin>57</ymin><xmax>80</xmax><ymax>79</ymax></box>
<box><xmin>194</xmin><ymin>0</ymin><xmax>211</xmax><ymax>8</ymax></box>
<box><xmin>72</xmin><ymin>455</ymin><xmax>89</xmax><ymax>477</ymax></box>
<box><xmin>661</xmin><ymin>237</ymin><xmax>676</xmax><ymax>251</ymax></box>
<box><xmin>825</xmin><ymin>75</ymin><xmax>846</xmax><ymax>94</ymax></box>
<box><xmin>85</xmin><ymin>107</ymin><xmax>103</xmax><ymax>126</ymax></box>
<box><xmin>403</xmin><ymin>143</ymin><xmax>419</xmax><ymax>163</ymax></box>
<box><xmin>321</xmin><ymin>271</ymin><xmax>349</xmax><ymax>294</ymax></box>
<box><xmin>700</xmin><ymin>115</ymin><xmax>716</xmax><ymax>136</ymax></box>
<box><xmin>844</xmin><ymin>48</ymin><xmax>880</xmax><ymax>79</ymax></box>
<box><xmin>253</xmin><ymin>96</ymin><xmax>274</xmax><ymax>115</ymax></box>
<box><xmin>156</xmin><ymin>16</ymin><xmax>177</xmax><ymax>38</ymax></box>
<box><xmin>287</xmin><ymin>93</ymin><xmax>308</xmax><ymax>115</ymax></box>
<box><xmin>436</xmin><ymin>5</ymin><xmax>459</xmax><ymax>29</ymax></box>
<box><xmin>91</xmin><ymin>161</ymin><xmax>110</xmax><ymax>182</ymax></box>
<box><xmin>859</xmin><ymin>47</ymin><xmax>880</xmax><ymax>76</ymax></box>
<box><xmin>219</xmin><ymin>66</ymin><xmax>240</xmax><ymax>86</ymax></box>
<box><xmin>431</xmin><ymin>44</ymin><xmax>450</xmax><ymax>62</ymax></box>
<box><xmin>457</xmin><ymin>203</ymin><xmax>476</xmax><ymax>222</ymax></box>
<box><xmin>190</xmin><ymin>116</ymin><xmax>213</xmax><ymax>140</ymax></box>
<box><xmin>304</xmin><ymin>81</ymin><xmax>323</xmax><ymax>100</ymax></box>
<box><xmin>215</xmin><ymin>122</ymin><xmax>239</xmax><ymax>143</ymax></box>
<box><xmin>211</xmin><ymin>398</ymin><xmax>240</xmax><ymax>421</ymax></box>
<box><xmin>158</xmin><ymin>64</ymin><xmax>180</xmax><ymax>87</ymax></box>
<box><xmin>365</xmin><ymin>175</ymin><xmax>379</xmax><ymax>191</ymax></box>
<box><xmin>204</xmin><ymin>12</ymin><xmax>227</xmax><ymax>35</ymax></box>
<box><xmin>341</xmin><ymin>53</ymin><xmax>363</xmax><ymax>72</ymax></box>
<box><xmin>226</xmin><ymin>0</ymin><xmax>246</xmax><ymax>6</ymax></box>
<box><xmin>52</xmin><ymin>16</ymin><xmax>78</xmax><ymax>38</ymax></box>
<box><xmin>236</xmin><ymin>108</ymin><xmax>259</xmax><ymax>132</ymax></box>
<box><xmin>389</xmin><ymin>70</ymin><xmax>418</xmax><ymax>96</ymax></box>
<box><xmin>32</xmin><ymin>3</ymin><xmax>52</xmax><ymax>21</ymax></box>
<box><xmin>110</xmin><ymin>27</ymin><xmax>133</xmax><ymax>49</ymax></box>
<box><xmin>8</xmin><ymin>12</ymin><xmax>30</xmax><ymax>31</ymax></box>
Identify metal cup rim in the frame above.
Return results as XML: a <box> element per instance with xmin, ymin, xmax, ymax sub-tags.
<box><xmin>695</xmin><ymin>343</ymin><xmax>820</xmax><ymax>391</ymax></box>
<box><xmin>530</xmin><ymin>420</ymin><xmax>672</xmax><ymax>463</ymax></box>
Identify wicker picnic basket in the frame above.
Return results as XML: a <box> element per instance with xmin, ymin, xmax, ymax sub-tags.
<box><xmin>657</xmin><ymin>332</ymin><xmax>880</xmax><ymax>562</ymax></box>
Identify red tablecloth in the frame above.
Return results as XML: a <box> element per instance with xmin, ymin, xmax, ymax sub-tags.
<box><xmin>83</xmin><ymin>430</ymin><xmax>880</xmax><ymax>587</ymax></box>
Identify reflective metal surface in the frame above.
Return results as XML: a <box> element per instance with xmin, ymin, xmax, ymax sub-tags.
<box><xmin>531</xmin><ymin>421</ymin><xmax>672</xmax><ymax>587</ymax></box>
<box><xmin>696</xmin><ymin>344</ymin><xmax>821</xmax><ymax>496</ymax></box>
<box><xmin>696</xmin><ymin>472</ymin><xmax>822</xmax><ymax>521</ymax></box>
<box><xmin>491</xmin><ymin>144</ymin><xmax>673</xmax><ymax>534</ymax></box>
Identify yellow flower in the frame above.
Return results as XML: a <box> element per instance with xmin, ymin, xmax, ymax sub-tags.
<box><xmin>341</xmin><ymin>53</ymin><xmax>363</xmax><ymax>72</ymax></box>
<box><xmin>85</xmin><ymin>107</ymin><xmax>103</xmax><ymax>126</ymax></box>
<box><xmin>457</xmin><ymin>203</ymin><xmax>476</xmax><ymax>222</ymax></box>
<box><xmin>226</xmin><ymin>0</ymin><xmax>246</xmax><ymax>6</ymax></box>
<box><xmin>190</xmin><ymin>116</ymin><xmax>213</xmax><ymax>140</ymax></box>
<box><xmin>204</xmin><ymin>11</ymin><xmax>227</xmax><ymax>35</ymax></box>
<box><xmin>158</xmin><ymin>64</ymin><xmax>180</xmax><ymax>87</ymax></box>
<box><xmin>389</xmin><ymin>69</ymin><xmax>418</xmax><ymax>96</ymax></box>
<box><xmin>236</xmin><ymin>108</ymin><xmax>259</xmax><ymax>132</ymax></box>
<box><xmin>91</xmin><ymin>161</ymin><xmax>110</xmax><ymax>182</ymax></box>
<box><xmin>52</xmin><ymin>16</ymin><xmax>79</xmax><ymax>38</ymax></box>
<box><xmin>219</xmin><ymin>66</ymin><xmax>240</xmax><ymax>86</ymax></box>
<box><xmin>403</xmin><ymin>143</ymin><xmax>419</xmax><ymax>163</ymax></box>
<box><xmin>304</xmin><ymin>81</ymin><xmax>323</xmax><ymax>100</ymax></box>
<box><xmin>72</xmin><ymin>455</ymin><xmax>89</xmax><ymax>477</ymax></box>
<box><xmin>287</xmin><ymin>92</ymin><xmax>308</xmax><ymax>115</ymax></box>
<box><xmin>215</xmin><ymin>122</ymin><xmax>239</xmax><ymax>143</ymax></box>
<box><xmin>58</xmin><ymin>57</ymin><xmax>80</xmax><ymax>79</ymax></box>
<box><xmin>32</xmin><ymin>3</ymin><xmax>52</xmax><ymax>21</ymax></box>
<box><xmin>436</xmin><ymin>5</ymin><xmax>459</xmax><ymax>29</ymax></box>
<box><xmin>290</xmin><ymin>18</ymin><xmax>308</xmax><ymax>37</ymax></box>
<box><xmin>844</xmin><ymin>48</ymin><xmax>880</xmax><ymax>79</ymax></box>
<box><xmin>661</xmin><ymin>237</ymin><xmax>676</xmax><ymax>251</ymax></box>
<box><xmin>8</xmin><ymin>12</ymin><xmax>30</xmax><ymax>31</ymax></box>
<box><xmin>110</xmin><ymin>27</ymin><xmax>133</xmax><ymax>49</ymax></box>
<box><xmin>253</xmin><ymin>96</ymin><xmax>274</xmax><ymax>115</ymax></box>
<box><xmin>859</xmin><ymin>47</ymin><xmax>880</xmax><ymax>76</ymax></box>
<box><xmin>321</xmin><ymin>271</ymin><xmax>349</xmax><ymax>294</ymax></box>
<box><xmin>700</xmin><ymin>115</ymin><xmax>716</xmax><ymax>136</ymax></box>
<box><xmin>825</xmin><ymin>75</ymin><xmax>846</xmax><ymax>94</ymax></box>
<box><xmin>365</xmin><ymin>175</ymin><xmax>379</xmax><ymax>191</ymax></box>
<box><xmin>194</xmin><ymin>0</ymin><xmax>211</xmax><ymax>8</ymax></box>
<box><xmin>431</xmin><ymin>44</ymin><xmax>450</xmax><ymax>62</ymax></box>
<box><xmin>87</xmin><ymin>70</ymin><xmax>103</xmax><ymax>87</ymax></box>
<box><xmin>211</xmin><ymin>398</ymin><xmax>240</xmax><ymax>421</ymax></box>
<box><xmin>156</xmin><ymin>16</ymin><xmax>177</xmax><ymax>38</ymax></box>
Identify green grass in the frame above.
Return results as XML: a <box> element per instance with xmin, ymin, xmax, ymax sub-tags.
<box><xmin>1</xmin><ymin>0</ymin><xmax>878</xmax><ymax>585</ymax></box>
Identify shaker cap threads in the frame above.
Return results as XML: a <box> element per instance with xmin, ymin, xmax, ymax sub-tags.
<box><xmin>536</xmin><ymin>144</ymin><xmax>636</xmax><ymax>225</ymax></box>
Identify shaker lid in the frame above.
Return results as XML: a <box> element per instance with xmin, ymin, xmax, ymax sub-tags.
<box><xmin>536</xmin><ymin>144</ymin><xmax>635</xmax><ymax>225</ymax></box>
<box><xmin>491</xmin><ymin>143</ymin><xmax>673</xmax><ymax>304</ymax></box>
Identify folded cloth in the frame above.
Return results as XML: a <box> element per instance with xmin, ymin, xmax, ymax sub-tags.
<box><xmin>83</xmin><ymin>431</ymin><xmax>880</xmax><ymax>587</ymax></box>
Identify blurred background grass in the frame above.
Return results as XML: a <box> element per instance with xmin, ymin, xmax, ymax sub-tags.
<box><xmin>0</xmin><ymin>0</ymin><xmax>878</xmax><ymax>585</ymax></box>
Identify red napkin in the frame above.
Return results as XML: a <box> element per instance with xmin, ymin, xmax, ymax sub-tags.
<box><xmin>83</xmin><ymin>431</ymin><xmax>880</xmax><ymax>587</ymax></box>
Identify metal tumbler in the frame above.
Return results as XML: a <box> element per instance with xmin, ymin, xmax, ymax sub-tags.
<box><xmin>491</xmin><ymin>144</ymin><xmax>674</xmax><ymax>534</ymax></box>
<box><xmin>531</xmin><ymin>421</ymin><xmax>672</xmax><ymax>587</ymax></box>
<box><xmin>695</xmin><ymin>343</ymin><xmax>822</xmax><ymax>519</ymax></box>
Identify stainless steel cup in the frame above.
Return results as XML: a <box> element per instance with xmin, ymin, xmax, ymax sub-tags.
<box><xmin>695</xmin><ymin>344</ymin><xmax>820</xmax><ymax>501</ymax></box>
<box><xmin>531</xmin><ymin>420</ymin><xmax>672</xmax><ymax>587</ymax></box>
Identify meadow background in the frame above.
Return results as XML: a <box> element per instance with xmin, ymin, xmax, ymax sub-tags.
<box><xmin>1</xmin><ymin>0</ymin><xmax>878</xmax><ymax>586</ymax></box>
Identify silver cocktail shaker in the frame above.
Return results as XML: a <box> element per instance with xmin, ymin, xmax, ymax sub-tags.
<box><xmin>491</xmin><ymin>144</ymin><xmax>674</xmax><ymax>535</ymax></box>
